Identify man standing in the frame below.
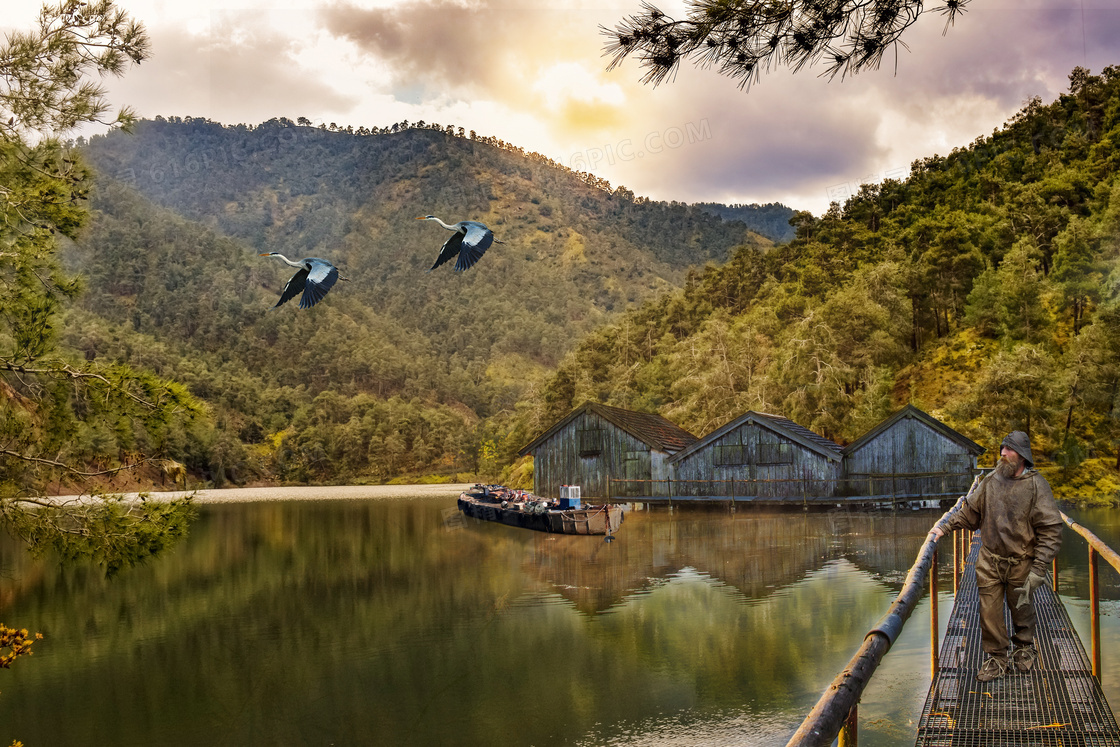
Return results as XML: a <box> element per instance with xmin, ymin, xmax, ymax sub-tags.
<box><xmin>930</xmin><ymin>431</ymin><xmax>1063</xmax><ymax>682</ymax></box>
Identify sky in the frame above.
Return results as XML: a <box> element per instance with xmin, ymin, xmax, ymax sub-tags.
<box><xmin>5</xmin><ymin>0</ymin><xmax>1119</xmax><ymax>215</ymax></box>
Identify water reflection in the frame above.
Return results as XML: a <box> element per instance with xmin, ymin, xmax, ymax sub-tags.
<box><xmin>1</xmin><ymin>493</ymin><xmax>1114</xmax><ymax>746</ymax></box>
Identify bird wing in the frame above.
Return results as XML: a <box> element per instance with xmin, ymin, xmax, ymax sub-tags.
<box><xmin>429</xmin><ymin>231</ymin><xmax>464</xmax><ymax>272</ymax></box>
<box><xmin>299</xmin><ymin>259</ymin><xmax>340</xmax><ymax>309</ymax></box>
<box><xmin>453</xmin><ymin>222</ymin><xmax>495</xmax><ymax>272</ymax></box>
<box><xmin>275</xmin><ymin>267</ymin><xmax>310</xmax><ymax>308</ymax></box>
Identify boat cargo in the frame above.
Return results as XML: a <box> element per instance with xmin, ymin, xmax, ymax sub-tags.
<box><xmin>457</xmin><ymin>485</ymin><xmax>624</xmax><ymax>536</ymax></box>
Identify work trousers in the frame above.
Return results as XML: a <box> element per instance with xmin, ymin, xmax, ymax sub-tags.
<box><xmin>975</xmin><ymin>547</ymin><xmax>1037</xmax><ymax>657</ymax></box>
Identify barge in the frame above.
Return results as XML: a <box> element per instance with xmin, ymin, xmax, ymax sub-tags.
<box><xmin>457</xmin><ymin>485</ymin><xmax>624</xmax><ymax>536</ymax></box>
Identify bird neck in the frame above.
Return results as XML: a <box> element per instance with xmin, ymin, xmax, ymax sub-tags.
<box><xmin>429</xmin><ymin>217</ymin><xmax>458</xmax><ymax>231</ymax></box>
<box><xmin>268</xmin><ymin>253</ymin><xmax>304</xmax><ymax>268</ymax></box>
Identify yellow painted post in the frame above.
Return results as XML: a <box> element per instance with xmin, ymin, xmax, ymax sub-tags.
<box><xmin>931</xmin><ymin>546</ymin><xmax>939</xmax><ymax>678</ymax></box>
<box><xmin>953</xmin><ymin>529</ymin><xmax>960</xmax><ymax>595</ymax></box>
<box><xmin>838</xmin><ymin>704</ymin><xmax>857</xmax><ymax>747</ymax></box>
<box><xmin>1090</xmin><ymin>545</ymin><xmax>1102</xmax><ymax>680</ymax></box>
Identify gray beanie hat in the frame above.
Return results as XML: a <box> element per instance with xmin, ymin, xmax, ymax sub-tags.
<box><xmin>1001</xmin><ymin>430</ymin><xmax>1034</xmax><ymax>468</ymax></box>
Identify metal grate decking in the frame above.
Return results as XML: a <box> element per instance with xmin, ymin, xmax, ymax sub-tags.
<box><xmin>916</xmin><ymin>533</ymin><xmax>1120</xmax><ymax>746</ymax></box>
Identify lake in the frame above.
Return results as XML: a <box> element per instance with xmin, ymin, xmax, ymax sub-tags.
<box><xmin>2</xmin><ymin>487</ymin><xmax>1119</xmax><ymax>746</ymax></box>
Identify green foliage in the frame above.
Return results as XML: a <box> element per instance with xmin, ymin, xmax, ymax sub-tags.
<box><xmin>0</xmin><ymin>493</ymin><xmax>197</xmax><ymax>576</ymax></box>
<box><xmin>694</xmin><ymin>202</ymin><xmax>796</xmax><ymax>242</ymax></box>
<box><xmin>0</xmin><ymin>0</ymin><xmax>148</xmax><ymax>140</ymax></box>
<box><xmin>1</xmin><ymin>1</ymin><xmax>198</xmax><ymax>566</ymax></box>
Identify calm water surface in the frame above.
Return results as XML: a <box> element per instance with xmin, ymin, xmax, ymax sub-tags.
<box><xmin>2</xmin><ymin>488</ymin><xmax>1119</xmax><ymax>746</ymax></box>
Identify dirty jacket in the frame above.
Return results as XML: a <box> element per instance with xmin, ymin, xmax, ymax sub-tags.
<box><xmin>942</xmin><ymin>468</ymin><xmax>1063</xmax><ymax>574</ymax></box>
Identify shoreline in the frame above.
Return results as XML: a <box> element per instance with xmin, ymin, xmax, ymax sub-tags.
<box><xmin>44</xmin><ymin>483</ymin><xmax>475</xmax><ymax>505</ymax></box>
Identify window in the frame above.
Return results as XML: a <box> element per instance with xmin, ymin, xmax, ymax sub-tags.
<box><xmin>578</xmin><ymin>428</ymin><xmax>603</xmax><ymax>457</ymax></box>
<box><xmin>944</xmin><ymin>454</ymin><xmax>971</xmax><ymax>472</ymax></box>
<box><xmin>758</xmin><ymin>441</ymin><xmax>793</xmax><ymax>465</ymax></box>
<box><xmin>713</xmin><ymin>444</ymin><xmax>745</xmax><ymax>466</ymax></box>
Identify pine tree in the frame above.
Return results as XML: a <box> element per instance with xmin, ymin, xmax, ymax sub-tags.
<box><xmin>1</xmin><ymin>1</ymin><xmax>199</xmax><ymax>574</ymax></box>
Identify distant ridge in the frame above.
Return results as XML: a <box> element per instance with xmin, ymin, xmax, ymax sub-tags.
<box><xmin>693</xmin><ymin>202</ymin><xmax>796</xmax><ymax>243</ymax></box>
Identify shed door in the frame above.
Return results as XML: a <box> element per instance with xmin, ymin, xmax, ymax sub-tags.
<box><xmin>619</xmin><ymin>450</ymin><xmax>650</xmax><ymax>497</ymax></box>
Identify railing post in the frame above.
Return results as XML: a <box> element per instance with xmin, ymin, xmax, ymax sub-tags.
<box><xmin>1052</xmin><ymin>554</ymin><xmax>1059</xmax><ymax>593</ymax></box>
<box><xmin>838</xmin><ymin>704</ymin><xmax>857</xmax><ymax>747</ymax></box>
<box><xmin>953</xmin><ymin>529</ymin><xmax>961</xmax><ymax>594</ymax></box>
<box><xmin>931</xmin><ymin>545</ymin><xmax>939</xmax><ymax>678</ymax></box>
<box><xmin>1090</xmin><ymin>544</ymin><xmax>1102</xmax><ymax>681</ymax></box>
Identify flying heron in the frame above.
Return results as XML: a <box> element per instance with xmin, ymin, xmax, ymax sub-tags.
<box><xmin>259</xmin><ymin>253</ymin><xmax>348</xmax><ymax>309</ymax></box>
<box><xmin>416</xmin><ymin>216</ymin><xmax>503</xmax><ymax>272</ymax></box>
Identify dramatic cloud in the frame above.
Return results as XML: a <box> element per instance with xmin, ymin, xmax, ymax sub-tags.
<box><xmin>107</xmin><ymin>16</ymin><xmax>355</xmax><ymax>126</ymax></box>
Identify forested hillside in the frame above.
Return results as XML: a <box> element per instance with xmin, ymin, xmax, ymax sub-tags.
<box><xmin>530</xmin><ymin>66</ymin><xmax>1120</xmax><ymax>501</ymax></box>
<box><xmin>695</xmin><ymin>202</ymin><xmax>796</xmax><ymax>243</ymax></box>
<box><xmin>65</xmin><ymin>120</ymin><xmax>767</xmax><ymax>484</ymax></box>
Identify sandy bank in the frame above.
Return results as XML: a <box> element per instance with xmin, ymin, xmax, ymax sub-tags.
<box><xmin>46</xmin><ymin>484</ymin><xmax>474</xmax><ymax>505</ymax></box>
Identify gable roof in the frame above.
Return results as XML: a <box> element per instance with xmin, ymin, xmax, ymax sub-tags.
<box><xmin>668</xmin><ymin>411</ymin><xmax>843</xmax><ymax>464</ymax></box>
<box><xmin>841</xmin><ymin>404</ymin><xmax>985</xmax><ymax>456</ymax></box>
<box><xmin>519</xmin><ymin>402</ymin><xmax>699</xmax><ymax>456</ymax></box>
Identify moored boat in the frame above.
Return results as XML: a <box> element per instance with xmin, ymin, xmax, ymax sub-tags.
<box><xmin>457</xmin><ymin>484</ymin><xmax>624</xmax><ymax>536</ymax></box>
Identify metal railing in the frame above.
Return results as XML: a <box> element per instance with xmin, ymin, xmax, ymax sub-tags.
<box><xmin>607</xmin><ymin>472</ymin><xmax>976</xmax><ymax>502</ymax></box>
<box><xmin>784</xmin><ymin>477</ymin><xmax>977</xmax><ymax>747</ymax></box>
<box><xmin>1057</xmin><ymin>510</ymin><xmax>1120</xmax><ymax>681</ymax></box>
<box><xmin>787</xmin><ymin>482</ymin><xmax>1120</xmax><ymax>746</ymax></box>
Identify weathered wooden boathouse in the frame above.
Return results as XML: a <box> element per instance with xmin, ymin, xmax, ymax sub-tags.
<box><xmin>518</xmin><ymin>402</ymin><xmax>699</xmax><ymax>500</ymax></box>
<box><xmin>522</xmin><ymin>402</ymin><xmax>986</xmax><ymax>505</ymax></box>
<box><xmin>666</xmin><ymin>411</ymin><xmax>844</xmax><ymax>503</ymax></box>
<box><xmin>840</xmin><ymin>404</ymin><xmax>984</xmax><ymax>500</ymax></box>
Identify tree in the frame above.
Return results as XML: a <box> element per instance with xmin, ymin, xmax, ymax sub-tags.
<box><xmin>602</xmin><ymin>0</ymin><xmax>968</xmax><ymax>89</ymax></box>
<box><xmin>1051</xmin><ymin>216</ymin><xmax>1103</xmax><ymax>334</ymax></box>
<box><xmin>955</xmin><ymin>344</ymin><xmax>1058</xmax><ymax>444</ymax></box>
<box><xmin>1</xmin><ymin>1</ymin><xmax>199</xmax><ymax>574</ymax></box>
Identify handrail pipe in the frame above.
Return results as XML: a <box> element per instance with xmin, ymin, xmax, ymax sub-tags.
<box><xmin>785</xmin><ymin>476</ymin><xmax>980</xmax><ymax>747</ymax></box>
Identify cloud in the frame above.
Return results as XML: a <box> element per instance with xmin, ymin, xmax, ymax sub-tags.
<box><xmin>104</xmin><ymin>13</ymin><xmax>354</xmax><ymax>125</ymax></box>
<box><xmin>319</xmin><ymin>2</ymin><xmax>542</xmax><ymax>98</ymax></box>
<box><xmin>318</xmin><ymin>2</ymin><xmax>633</xmax><ymax>139</ymax></box>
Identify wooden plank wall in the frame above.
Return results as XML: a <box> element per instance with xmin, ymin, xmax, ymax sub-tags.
<box><xmin>532</xmin><ymin>411</ymin><xmax>655</xmax><ymax>499</ymax></box>
<box><xmin>842</xmin><ymin>416</ymin><xmax>977</xmax><ymax>496</ymax></box>
<box><xmin>671</xmin><ymin>421</ymin><xmax>840</xmax><ymax>500</ymax></box>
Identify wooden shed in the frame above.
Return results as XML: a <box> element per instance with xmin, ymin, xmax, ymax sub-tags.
<box><xmin>667</xmin><ymin>412</ymin><xmax>843</xmax><ymax>502</ymax></box>
<box><xmin>840</xmin><ymin>404</ymin><xmax>985</xmax><ymax>499</ymax></box>
<box><xmin>519</xmin><ymin>402</ymin><xmax>699</xmax><ymax>500</ymax></box>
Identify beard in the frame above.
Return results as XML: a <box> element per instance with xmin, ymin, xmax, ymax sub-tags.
<box><xmin>996</xmin><ymin>455</ymin><xmax>1022</xmax><ymax>478</ymax></box>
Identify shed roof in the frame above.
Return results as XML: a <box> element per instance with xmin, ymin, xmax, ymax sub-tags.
<box><xmin>669</xmin><ymin>411</ymin><xmax>843</xmax><ymax>464</ymax></box>
<box><xmin>841</xmin><ymin>404</ymin><xmax>985</xmax><ymax>456</ymax></box>
<box><xmin>518</xmin><ymin>402</ymin><xmax>699</xmax><ymax>456</ymax></box>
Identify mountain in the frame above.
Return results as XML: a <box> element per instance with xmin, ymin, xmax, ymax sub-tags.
<box><xmin>66</xmin><ymin>118</ymin><xmax>768</xmax><ymax>484</ymax></box>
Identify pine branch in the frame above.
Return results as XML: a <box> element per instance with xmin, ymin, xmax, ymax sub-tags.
<box><xmin>0</xmin><ymin>447</ymin><xmax>147</xmax><ymax>477</ymax></box>
<box><xmin>602</xmin><ymin>0</ymin><xmax>970</xmax><ymax>90</ymax></box>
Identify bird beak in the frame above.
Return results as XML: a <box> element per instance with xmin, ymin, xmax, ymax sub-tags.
<box><xmin>258</xmin><ymin>252</ymin><xmax>269</xmax><ymax>256</ymax></box>
<box><xmin>415</xmin><ymin>216</ymin><xmax>425</xmax><ymax>220</ymax></box>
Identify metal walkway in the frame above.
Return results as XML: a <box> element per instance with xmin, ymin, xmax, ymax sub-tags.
<box><xmin>915</xmin><ymin>533</ymin><xmax>1120</xmax><ymax>746</ymax></box>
